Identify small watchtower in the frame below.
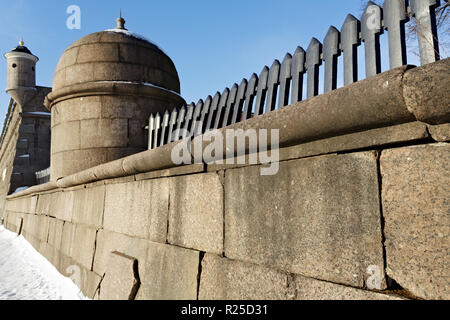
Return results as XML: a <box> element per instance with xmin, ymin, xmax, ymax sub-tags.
<box><xmin>4</xmin><ymin>40</ymin><xmax>39</xmax><ymax>107</ymax></box>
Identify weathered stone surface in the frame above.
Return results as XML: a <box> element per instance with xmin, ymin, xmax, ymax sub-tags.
<box><xmin>47</xmin><ymin>217</ymin><xmax>64</xmax><ymax>250</ymax></box>
<box><xmin>49</xmin><ymin>191</ymin><xmax>74</xmax><ymax>222</ymax></box>
<box><xmin>168</xmin><ymin>173</ymin><xmax>223</xmax><ymax>254</ymax></box>
<box><xmin>51</xmin><ymin>121</ymin><xmax>80</xmax><ymax>153</ymax></box>
<box><xmin>94</xmin><ymin>230</ymin><xmax>199</xmax><ymax>300</ymax></box>
<box><xmin>428</xmin><ymin>123</ymin><xmax>450</xmax><ymax>142</ymax></box>
<box><xmin>225</xmin><ymin>152</ymin><xmax>386</xmax><ymax>288</ymax></box>
<box><xmin>5</xmin><ymin>195</ymin><xmax>38</xmax><ymax>214</ymax></box>
<box><xmin>52</xmin><ymin>97</ymin><xmax>102</xmax><ymax>126</ymax></box>
<box><xmin>136</xmin><ymin>242</ymin><xmax>199</xmax><ymax>300</ymax></box>
<box><xmin>293</xmin><ymin>275</ymin><xmax>404</xmax><ymax>300</ymax></box>
<box><xmin>99</xmin><ymin>251</ymin><xmax>140</xmax><ymax>300</ymax></box>
<box><xmin>80</xmin><ymin>118</ymin><xmax>128</xmax><ymax>149</ymax></box>
<box><xmin>36</xmin><ymin>192</ymin><xmax>53</xmax><ymax>216</ymax></box>
<box><xmin>207</xmin><ymin>122</ymin><xmax>429</xmax><ymax>173</ymax></box>
<box><xmin>93</xmin><ymin>230</ymin><xmax>151</xmax><ymax>276</ymax></box>
<box><xmin>61</xmin><ymin>222</ymin><xmax>97</xmax><ymax>270</ymax></box>
<box><xmin>199</xmin><ymin>254</ymin><xmax>294</xmax><ymax>300</ymax></box>
<box><xmin>134</xmin><ymin>163</ymin><xmax>205</xmax><ymax>181</ymax></box>
<box><xmin>23</xmin><ymin>214</ymin><xmax>49</xmax><ymax>242</ymax></box>
<box><xmin>72</xmin><ymin>185</ymin><xmax>105</xmax><ymax>229</ymax></box>
<box><xmin>57</xmin><ymin>253</ymin><xmax>102</xmax><ymax>299</ymax></box>
<box><xmin>104</xmin><ymin>179</ymin><xmax>169</xmax><ymax>242</ymax></box>
<box><xmin>403</xmin><ymin>58</ymin><xmax>450</xmax><ymax>124</ymax></box>
<box><xmin>381</xmin><ymin>143</ymin><xmax>450</xmax><ymax>299</ymax></box>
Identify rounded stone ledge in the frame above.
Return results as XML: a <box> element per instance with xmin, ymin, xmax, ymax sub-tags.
<box><xmin>6</xmin><ymin>181</ymin><xmax>58</xmax><ymax>199</ymax></box>
<box><xmin>44</xmin><ymin>81</ymin><xmax>186</xmax><ymax>110</ymax></box>
<box><xmin>403</xmin><ymin>57</ymin><xmax>450</xmax><ymax>125</ymax></box>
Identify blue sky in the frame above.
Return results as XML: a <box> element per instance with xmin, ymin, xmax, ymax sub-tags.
<box><xmin>0</xmin><ymin>0</ymin><xmax>426</xmax><ymax>122</ymax></box>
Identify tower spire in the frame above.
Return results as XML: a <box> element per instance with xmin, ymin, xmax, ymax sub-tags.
<box><xmin>116</xmin><ymin>10</ymin><xmax>126</xmax><ymax>30</ymax></box>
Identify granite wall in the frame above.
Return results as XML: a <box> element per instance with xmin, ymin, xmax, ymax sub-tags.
<box><xmin>1</xmin><ymin>60</ymin><xmax>448</xmax><ymax>300</ymax></box>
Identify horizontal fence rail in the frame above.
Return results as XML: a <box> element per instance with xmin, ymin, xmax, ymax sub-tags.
<box><xmin>145</xmin><ymin>0</ymin><xmax>442</xmax><ymax>149</ymax></box>
<box><xmin>35</xmin><ymin>167</ymin><xmax>50</xmax><ymax>185</ymax></box>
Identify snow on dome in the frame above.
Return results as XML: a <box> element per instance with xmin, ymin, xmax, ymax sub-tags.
<box><xmin>104</xmin><ymin>28</ymin><xmax>167</xmax><ymax>56</ymax></box>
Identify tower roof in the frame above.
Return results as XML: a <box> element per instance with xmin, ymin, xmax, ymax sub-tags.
<box><xmin>10</xmin><ymin>40</ymin><xmax>33</xmax><ymax>55</ymax></box>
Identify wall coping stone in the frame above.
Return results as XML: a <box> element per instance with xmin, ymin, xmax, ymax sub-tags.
<box><xmin>44</xmin><ymin>81</ymin><xmax>186</xmax><ymax>110</ymax></box>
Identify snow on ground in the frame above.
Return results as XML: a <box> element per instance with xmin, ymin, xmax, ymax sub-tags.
<box><xmin>0</xmin><ymin>225</ymin><xmax>87</xmax><ymax>300</ymax></box>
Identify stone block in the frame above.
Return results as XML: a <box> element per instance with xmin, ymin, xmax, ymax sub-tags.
<box><xmin>99</xmin><ymin>251</ymin><xmax>140</xmax><ymax>300</ymax></box>
<box><xmin>64</xmin><ymin>63</ymin><xmax>94</xmax><ymax>86</ymax></box>
<box><xmin>76</xmin><ymin>43</ymin><xmax>119</xmax><ymax>64</ymax></box>
<box><xmin>94</xmin><ymin>230</ymin><xmax>199</xmax><ymax>300</ymax></box>
<box><xmin>36</xmin><ymin>215</ymin><xmax>50</xmax><ymax>242</ymax></box>
<box><xmin>57</xmin><ymin>253</ymin><xmax>102</xmax><ymax>299</ymax></box>
<box><xmin>53</xmin><ymin>97</ymin><xmax>102</xmax><ymax>124</ymax></box>
<box><xmin>51</xmin><ymin>121</ymin><xmax>80</xmax><ymax>153</ymax></box>
<box><xmin>100</xmin><ymin>95</ymin><xmax>137</xmax><ymax>119</ymax></box>
<box><xmin>136</xmin><ymin>243</ymin><xmax>200</xmax><ymax>300</ymax></box>
<box><xmin>381</xmin><ymin>143</ymin><xmax>450</xmax><ymax>299</ymax></box>
<box><xmin>49</xmin><ymin>191</ymin><xmax>74</xmax><ymax>222</ymax></box>
<box><xmin>36</xmin><ymin>193</ymin><xmax>53</xmax><ymax>216</ymax></box>
<box><xmin>80</xmin><ymin>118</ymin><xmax>128</xmax><ymax>149</ymax></box>
<box><xmin>168</xmin><ymin>173</ymin><xmax>223</xmax><ymax>254</ymax></box>
<box><xmin>199</xmin><ymin>254</ymin><xmax>293</xmax><ymax>300</ymax></box>
<box><xmin>93</xmin><ymin>230</ymin><xmax>152</xmax><ymax>276</ymax></box>
<box><xmin>61</xmin><ymin>222</ymin><xmax>97</xmax><ymax>270</ymax></box>
<box><xmin>47</xmin><ymin>217</ymin><xmax>64</xmax><ymax>250</ymax></box>
<box><xmin>225</xmin><ymin>152</ymin><xmax>385</xmax><ymax>289</ymax></box>
<box><xmin>428</xmin><ymin>123</ymin><xmax>450</xmax><ymax>142</ymax></box>
<box><xmin>72</xmin><ymin>185</ymin><xmax>105</xmax><ymax>229</ymax></box>
<box><xmin>55</xmin><ymin>46</ymin><xmax>79</xmax><ymax>71</ymax></box>
<box><xmin>293</xmin><ymin>275</ymin><xmax>404</xmax><ymax>300</ymax></box>
<box><xmin>103</xmin><ymin>179</ymin><xmax>169</xmax><ymax>242</ymax></box>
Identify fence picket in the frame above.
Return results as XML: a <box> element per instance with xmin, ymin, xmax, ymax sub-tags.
<box><xmin>278</xmin><ymin>54</ymin><xmax>292</xmax><ymax>108</ymax></box>
<box><xmin>222</xmin><ymin>84</ymin><xmax>238</xmax><ymax>127</ymax></box>
<box><xmin>153</xmin><ymin>112</ymin><xmax>161</xmax><ymax>149</ymax></box>
<box><xmin>206</xmin><ymin>92</ymin><xmax>221</xmax><ymax>132</ymax></box>
<box><xmin>231</xmin><ymin>79</ymin><xmax>248</xmax><ymax>124</ymax></box>
<box><xmin>214</xmin><ymin>88</ymin><xmax>230</xmax><ymax>129</ymax></box>
<box><xmin>384</xmin><ymin>0</ymin><xmax>409</xmax><ymax>68</ymax></box>
<box><xmin>242</xmin><ymin>73</ymin><xmax>258</xmax><ymax>120</ymax></box>
<box><xmin>191</xmin><ymin>99</ymin><xmax>204</xmax><ymax>137</ymax></box>
<box><xmin>254</xmin><ymin>66</ymin><xmax>269</xmax><ymax>116</ymax></box>
<box><xmin>148</xmin><ymin>113</ymin><xmax>155</xmax><ymax>149</ymax></box>
<box><xmin>174</xmin><ymin>105</ymin><xmax>186</xmax><ymax>142</ymax></box>
<box><xmin>323</xmin><ymin>26</ymin><xmax>341</xmax><ymax>93</ymax></box>
<box><xmin>167</xmin><ymin>108</ymin><xmax>178</xmax><ymax>143</ymax></box>
<box><xmin>265</xmin><ymin>60</ymin><xmax>281</xmax><ymax>113</ymax></box>
<box><xmin>410</xmin><ymin>0</ymin><xmax>441</xmax><ymax>65</ymax></box>
<box><xmin>306</xmin><ymin>38</ymin><xmax>323</xmax><ymax>98</ymax></box>
<box><xmin>362</xmin><ymin>1</ymin><xmax>383</xmax><ymax>77</ymax></box>
<box><xmin>159</xmin><ymin>110</ymin><xmax>170</xmax><ymax>147</ymax></box>
<box><xmin>182</xmin><ymin>103</ymin><xmax>195</xmax><ymax>138</ymax></box>
<box><xmin>341</xmin><ymin>15</ymin><xmax>361</xmax><ymax>85</ymax></box>
<box><xmin>199</xmin><ymin>95</ymin><xmax>212</xmax><ymax>135</ymax></box>
<box><xmin>291</xmin><ymin>47</ymin><xmax>306</xmax><ymax>104</ymax></box>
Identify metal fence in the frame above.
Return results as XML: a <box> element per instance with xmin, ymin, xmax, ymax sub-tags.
<box><xmin>35</xmin><ymin>167</ymin><xmax>50</xmax><ymax>185</ymax></box>
<box><xmin>147</xmin><ymin>0</ymin><xmax>443</xmax><ymax>150</ymax></box>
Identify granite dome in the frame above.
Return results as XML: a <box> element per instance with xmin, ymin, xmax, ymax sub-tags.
<box><xmin>52</xmin><ymin>27</ymin><xmax>180</xmax><ymax>93</ymax></box>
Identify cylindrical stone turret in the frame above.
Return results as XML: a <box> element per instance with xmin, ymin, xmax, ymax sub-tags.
<box><xmin>4</xmin><ymin>40</ymin><xmax>39</xmax><ymax>107</ymax></box>
<box><xmin>45</xmin><ymin>17</ymin><xmax>185</xmax><ymax>180</ymax></box>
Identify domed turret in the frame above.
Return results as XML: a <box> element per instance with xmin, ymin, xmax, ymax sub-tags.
<box><xmin>4</xmin><ymin>40</ymin><xmax>39</xmax><ymax>107</ymax></box>
<box><xmin>45</xmin><ymin>16</ymin><xmax>185</xmax><ymax>179</ymax></box>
